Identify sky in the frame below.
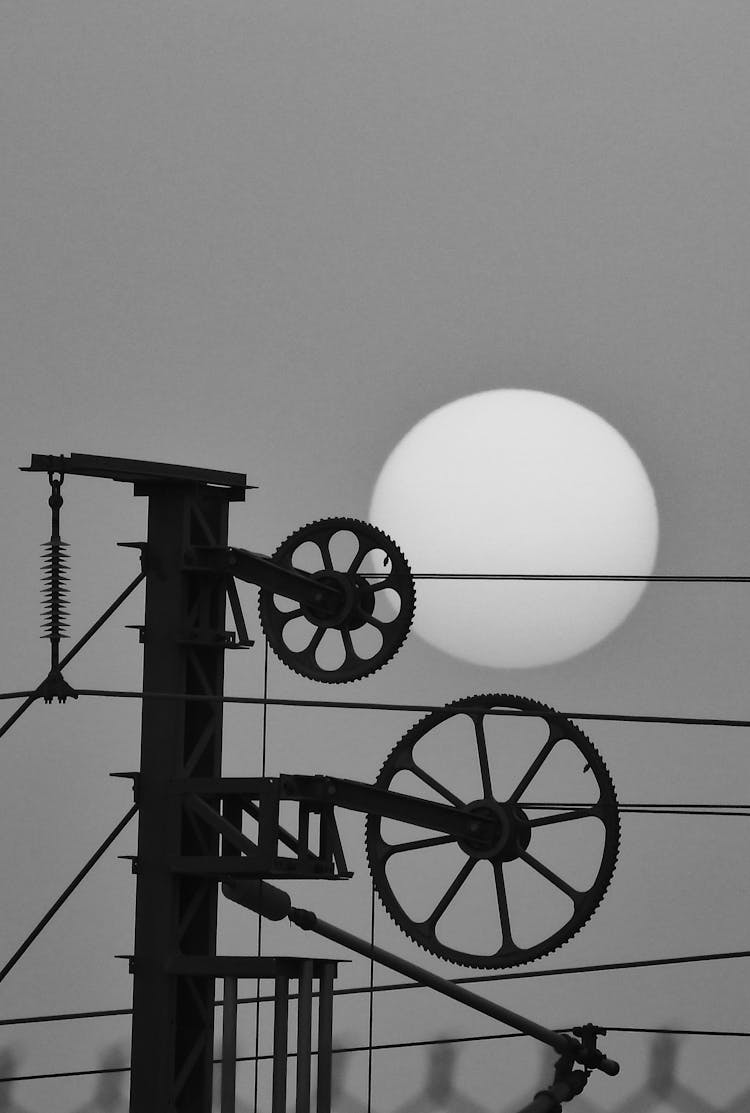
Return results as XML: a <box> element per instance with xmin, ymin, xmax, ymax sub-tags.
<box><xmin>1</xmin><ymin>2</ymin><xmax>750</xmax><ymax>1109</ymax></box>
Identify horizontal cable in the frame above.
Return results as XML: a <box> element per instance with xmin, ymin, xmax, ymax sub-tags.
<box><xmin>71</xmin><ymin>689</ymin><xmax>750</xmax><ymax>730</ymax></box>
<box><xmin>4</xmin><ymin>1026</ymin><xmax>750</xmax><ymax>1083</ymax></box>
<box><xmin>522</xmin><ymin>803</ymin><xmax>750</xmax><ymax>817</ymax></box>
<box><xmin>369</xmin><ymin>573</ymin><xmax>750</xmax><ymax>582</ymax></box>
<box><xmin>4</xmin><ymin>948</ymin><xmax>749</xmax><ymax>1032</ymax></box>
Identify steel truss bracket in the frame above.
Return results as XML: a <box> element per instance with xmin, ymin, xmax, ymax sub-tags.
<box><xmin>186</xmin><ymin>545</ymin><xmax>342</xmax><ymax>611</ymax></box>
<box><xmin>167</xmin><ymin>778</ymin><xmax>351</xmax><ymax>880</ymax></box>
<box><xmin>279</xmin><ymin>773</ymin><xmax>499</xmax><ymax>847</ymax></box>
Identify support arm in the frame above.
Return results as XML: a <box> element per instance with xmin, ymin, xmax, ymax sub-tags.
<box><xmin>188</xmin><ymin>546</ymin><xmax>343</xmax><ymax>609</ymax></box>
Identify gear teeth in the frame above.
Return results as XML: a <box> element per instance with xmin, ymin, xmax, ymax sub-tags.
<box><xmin>365</xmin><ymin>693</ymin><xmax>620</xmax><ymax>970</ymax></box>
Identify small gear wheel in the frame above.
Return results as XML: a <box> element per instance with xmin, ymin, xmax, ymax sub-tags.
<box><xmin>258</xmin><ymin>518</ymin><xmax>415</xmax><ymax>683</ymax></box>
<box><xmin>366</xmin><ymin>694</ymin><xmax>619</xmax><ymax>968</ymax></box>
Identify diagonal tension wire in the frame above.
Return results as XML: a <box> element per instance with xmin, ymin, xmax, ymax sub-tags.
<box><xmin>0</xmin><ymin>805</ymin><xmax>138</xmax><ymax>987</ymax></box>
<box><xmin>0</xmin><ymin>570</ymin><xmax>146</xmax><ymax>741</ymax></box>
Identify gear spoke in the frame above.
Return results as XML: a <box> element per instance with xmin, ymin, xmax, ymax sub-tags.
<box><xmin>518</xmin><ymin>849</ymin><xmax>582</xmax><ymax>904</ymax></box>
<box><xmin>317</xmin><ymin>540</ymin><xmax>333</xmax><ymax>572</ymax></box>
<box><xmin>305</xmin><ymin>625</ymin><xmax>326</xmax><ymax>657</ymax></box>
<box><xmin>410</xmin><ymin>763</ymin><xmax>465</xmax><ymax>807</ymax></box>
<box><xmin>508</xmin><ymin>726</ymin><xmax>561</xmax><ymax>803</ymax></box>
<box><xmin>492</xmin><ymin>861</ymin><xmax>514</xmax><ymax>950</ymax></box>
<box><xmin>277</xmin><ymin>607</ymin><xmax>304</xmax><ymax>625</ymax></box>
<box><xmin>381</xmin><ymin>834</ymin><xmax>456</xmax><ymax>861</ymax></box>
<box><xmin>528</xmin><ymin>807</ymin><xmax>597</xmax><ymax>828</ymax></box>
<box><xmin>347</xmin><ymin>535</ymin><xmax>374</xmax><ymax>573</ymax></box>
<box><xmin>472</xmin><ymin>715</ymin><xmax>493</xmax><ymax>798</ymax></box>
<box><xmin>361</xmin><ymin>612</ymin><xmax>392</xmax><ymax>631</ymax></box>
<box><xmin>423</xmin><ymin>858</ymin><xmax>476</xmax><ymax>930</ymax></box>
<box><xmin>340</xmin><ymin>626</ymin><xmax>355</xmax><ymax>662</ymax></box>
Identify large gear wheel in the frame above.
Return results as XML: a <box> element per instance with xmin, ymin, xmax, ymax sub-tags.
<box><xmin>258</xmin><ymin>517</ymin><xmax>415</xmax><ymax>683</ymax></box>
<box><xmin>366</xmin><ymin>694</ymin><xmax>619</xmax><ymax>968</ymax></box>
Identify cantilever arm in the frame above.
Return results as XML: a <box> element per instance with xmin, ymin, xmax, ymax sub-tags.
<box><xmin>188</xmin><ymin>546</ymin><xmax>342</xmax><ymax>609</ymax></box>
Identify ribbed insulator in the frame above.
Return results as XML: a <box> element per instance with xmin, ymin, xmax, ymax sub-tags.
<box><xmin>40</xmin><ymin>540</ymin><xmax>70</xmax><ymax>640</ymax></box>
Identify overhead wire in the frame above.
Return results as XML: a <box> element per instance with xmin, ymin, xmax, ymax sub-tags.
<box><xmin>46</xmin><ymin>688</ymin><xmax>750</xmax><ymax>731</ymax></box>
<box><xmin>3</xmin><ymin>946</ymin><xmax>750</xmax><ymax>1031</ymax></box>
<box><xmin>4</xmin><ymin>1026</ymin><xmax>750</xmax><ymax>1085</ymax></box>
<box><xmin>2</xmin><ymin>566</ymin><xmax>749</xmax><ymax>1087</ymax></box>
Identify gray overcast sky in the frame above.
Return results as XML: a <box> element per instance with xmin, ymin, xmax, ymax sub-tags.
<box><xmin>1</xmin><ymin>2</ymin><xmax>750</xmax><ymax>1109</ymax></box>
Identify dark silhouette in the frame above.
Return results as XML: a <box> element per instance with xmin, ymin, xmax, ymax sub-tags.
<box><xmin>0</xmin><ymin>1049</ymin><xmax>32</xmax><ymax>1113</ymax></box>
<box><xmin>67</xmin><ymin>1045</ymin><xmax>128</xmax><ymax>1113</ymax></box>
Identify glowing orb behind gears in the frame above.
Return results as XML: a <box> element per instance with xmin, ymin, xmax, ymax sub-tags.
<box><xmin>369</xmin><ymin>389</ymin><xmax>659</xmax><ymax>668</ymax></box>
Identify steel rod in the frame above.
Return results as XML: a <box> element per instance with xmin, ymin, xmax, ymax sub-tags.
<box><xmin>59</xmin><ymin>570</ymin><xmax>146</xmax><ymax>670</ymax></box>
<box><xmin>316</xmin><ymin>964</ymin><xmax>335</xmax><ymax>1113</ymax></box>
<box><xmin>220</xmin><ymin>977</ymin><xmax>238</xmax><ymax>1113</ymax></box>
<box><xmin>289</xmin><ymin>905</ymin><xmax>572</xmax><ymax>1055</ymax></box>
<box><xmin>296</xmin><ymin>961</ymin><xmax>314</xmax><ymax>1113</ymax></box>
<box><xmin>272</xmin><ymin>974</ymin><xmax>290</xmax><ymax>1113</ymax></box>
<box><xmin>0</xmin><ymin>805</ymin><xmax>138</xmax><ymax>986</ymax></box>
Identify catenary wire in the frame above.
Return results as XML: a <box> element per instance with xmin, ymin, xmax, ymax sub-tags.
<box><xmin>1</xmin><ymin>683</ymin><xmax>750</xmax><ymax>731</ymax></box>
<box><xmin>367</xmin><ymin>573</ymin><xmax>750</xmax><ymax>581</ymax></box>
<box><xmin>4</xmin><ymin>947</ymin><xmax>749</xmax><ymax>1030</ymax></box>
<box><xmin>58</xmin><ymin>689</ymin><xmax>750</xmax><ymax>730</ymax></box>
<box><xmin>3</xmin><ymin>1027</ymin><xmax>750</xmax><ymax>1084</ymax></box>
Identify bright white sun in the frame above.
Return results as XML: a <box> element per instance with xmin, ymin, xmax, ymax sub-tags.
<box><xmin>369</xmin><ymin>389</ymin><xmax>659</xmax><ymax>668</ymax></box>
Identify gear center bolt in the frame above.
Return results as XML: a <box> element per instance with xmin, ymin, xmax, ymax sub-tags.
<box><xmin>458</xmin><ymin>799</ymin><xmax>532</xmax><ymax>862</ymax></box>
<box><xmin>302</xmin><ymin>570</ymin><xmax>375</xmax><ymax>630</ymax></box>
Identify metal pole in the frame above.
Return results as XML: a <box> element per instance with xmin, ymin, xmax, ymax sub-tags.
<box><xmin>296</xmin><ymin>960</ymin><xmax>314</xmax><ymax>1113</ymax></box>
<box><xmin>316</xmin><ymin>963</ymin><xmax>335</xmax><ymax>1113</ymax></box>
<box><xmin>272</xmin><ymin>972</ymin><xmax>290</xmax><ymax>1113</ymax></box>
<box><xmin>129</xmin><ymin>482</ymin><xmax>231</xmax><ymax>1113</ymax></box>
<box><xmin>221</xmin><ymin>977</ymin><xmax>238</xmax><ymax>1113</ymax></box>
<box><xmin>290</xmin><ymin>906</ymin><xmax>573</xmax><ymax>1056</ymax></box>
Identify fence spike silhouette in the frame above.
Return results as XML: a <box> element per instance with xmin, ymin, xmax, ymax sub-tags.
<box><xmin>2</xmin><ymin>1030</ymin><xmax>750</xmax><ymax>1112</ymax></box>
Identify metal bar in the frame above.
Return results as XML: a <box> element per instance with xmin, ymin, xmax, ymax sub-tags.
<box><xmin>23</xmin><ymin>452</ymin><xmax>249</xmax><ymax>491</ymax></box>
<box><xmin>187</xmin><ymin>795</ymin><xmax>262</xmax><ymax>858</ymax></box>
<box><xmin>282</xmin><ymin>775</ymin><xmax>497</xmax><ymax>844</ymax></box>
<box><xmin>130</xmin><ymin>484</ymin><xmax>230</xmax><ymax>1113</ymax></box>
<box><xmin>272</xmin><ymin>975</ymin><xmax>290</xmax><ymax>1113</ymax></box>
<box><xmin>0</xmin><ymin>806</ymin><xmax>137</xmax><ymax>985</ymax></box>
<box><xmin>288</xmin><ymin>905</ymin><xmax>577</xmax><ymax>1060</ymax></box>
<box><xmin>220</xmin><ymin>977</ymin><xmax>238</xmax><ymax>1113</ymax></box>
<box><xmin>226</xmin><ymin>575</ymin><xmax>253</xmax><ymax>646</ymax></box>
<box><xmin>316</xmin><ymin>965</ymin><xmax>335</xmax><ymax>1113</ymax></box>
<box><xmin>0</xmin><ymin>693</ymin><xmax>39</xmax><ymax>742</ymax></box>
<box><xmin>296</xmin><ymin>961</ymin><xmax>313</xmax><ymax>1113</ymax></box>
<box><xmin>199</xmin><ymin>547</ymin><xmax>341</xmax><ymax>608</ymax></box>
<box><xmin>59</xmin><ymin>570</ymin><xmax>147</xmax><ymax>670</ymax></box>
